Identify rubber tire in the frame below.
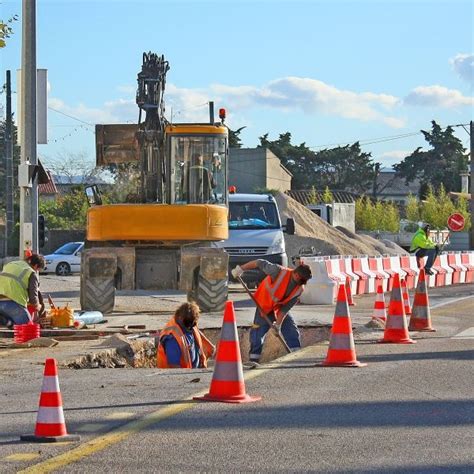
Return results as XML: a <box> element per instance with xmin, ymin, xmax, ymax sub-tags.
<box><xmin>190</xmin><ymin>274</ymin><xmax>228</xmax><ymax>313</ymax></box>
<box><xmin>55</xmin><ymin>262</ymin><xmax>71</xmax><ymax>276</ymax></box>
<box><xmin>80</xmin><ymin>277</ymin><xmax>115</xmax><ymax>314</ymax></box>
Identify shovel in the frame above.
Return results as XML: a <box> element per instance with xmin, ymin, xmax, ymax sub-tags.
<box><xmin>236</xmin><ymin>275</ymin><xmax>291</xmax><ymax>354</ymax></box>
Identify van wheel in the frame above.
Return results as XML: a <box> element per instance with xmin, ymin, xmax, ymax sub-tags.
<box><xmin>189</xmin><ymin>274</ymin><xmax>228</xmax><ymax>313</ymax></box>
<box><xmin>56</xmin><ymin>262</ymin><xmax>71</xmax><ymax>276</ymax></box>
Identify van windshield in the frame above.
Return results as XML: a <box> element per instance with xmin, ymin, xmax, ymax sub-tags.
<box><xmin>229</xmin><ymin>201</ymin><xmax>280</xmax><ymax>230</ymax></box>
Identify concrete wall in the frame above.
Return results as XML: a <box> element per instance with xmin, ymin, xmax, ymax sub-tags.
<box><xmin>229</xmin><ymin>148</ymin><xmax>292</xmax><ymax>193</ymax></box>
<box><xmin>446</xmin><ymin>232</ymin><xmax>470</xmax><ymax>251</ymax></box>
<box><xmin>332</xmin><ymin>202</ymin><xmax>355</xmax><ymax>233</ymax></box>
<box><xmin>41</xmin><ymin>229</ymin><xmax>86</xmax><ymax>255</ymax></box>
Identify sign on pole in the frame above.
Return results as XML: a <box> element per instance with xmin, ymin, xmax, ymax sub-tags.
<box><xmin>447</xmin><ymin>213</ymin><xmax>465</xmax><ymax>232</ymax></box>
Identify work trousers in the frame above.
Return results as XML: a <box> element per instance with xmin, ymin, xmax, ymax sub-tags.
<box><xmin>0</xmin><ymin>300</ymin><xmax>30</xmax><ymax>327</ymax></box>
<box><xmin>249</xmin><ymin>310</ymin><xmax>301</xmax><ymax>362</ymax></box>
<box><xmin>415</xmin><ymin>248</ymin><xmax>438</xmax><ymax>271</ymax></box>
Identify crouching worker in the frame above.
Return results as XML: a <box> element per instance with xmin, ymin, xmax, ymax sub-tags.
<box><xmin>157</xmin><ymin>302</ymin><xmax>215</xmax><ymax>368</ymax></box>
<box><xmin>410</xmin><ymin>222</ymin><xmax>439</xmax><ymax>276</ymax></box>
<box><xmin>231</xmin><ymin>259</ymin><xmax>312</xmax><ymax>365</ymax></box>
<box><xmin>0</xmin><ymin>253</ymin><xmax>46</xmax><ymax>328</ymax></box>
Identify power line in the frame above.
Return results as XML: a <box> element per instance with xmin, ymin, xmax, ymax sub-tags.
<box><xmin>48</xmin><ymin>106</ymin><xmax>94</xmax><ymax>128</ymax></box>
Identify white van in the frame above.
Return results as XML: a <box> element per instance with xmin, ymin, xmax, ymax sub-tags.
<box><xmin>216</xmin><ymin>193</ymin><xmax>295</xmax><ymax>287</ymax></box>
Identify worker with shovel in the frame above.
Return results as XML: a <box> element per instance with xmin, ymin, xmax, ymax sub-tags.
<box><xmin>232</xmin><ymin>260</ymin><xmax>312</xmax><ymax>366</ymax></box>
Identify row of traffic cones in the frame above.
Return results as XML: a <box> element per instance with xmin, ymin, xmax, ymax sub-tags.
<box><xmin>21</xmin><ymin>270</ymin><xmax>435</xmax><ymax>442</ymax></box>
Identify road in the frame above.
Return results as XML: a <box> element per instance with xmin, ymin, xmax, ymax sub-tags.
<box><xmin>0</xmin><ymin>283</ymin><xmax>472</xmax><ymax>473</ymax></box>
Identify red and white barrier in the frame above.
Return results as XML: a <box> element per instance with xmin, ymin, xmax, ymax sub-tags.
<box><xmin>368</xmin><ymin>256</ymin><xmax>390</xmax><ymax>292</ymax></box>
<box><xmin>341</xmin><ymin>256</ymin><xmax>359</xmax><ymax>296</ymax></box>
<box><xmin>439</xmin><ymin>253</ymin><xmax>454</xmax><ymax>286</ymax></box>
<box><xmin>461</xmin><ymin>252</ymin><xmax>474</xmax><ymax>283</ymax></box>
<box><xmin>451</xmin><ymin>252</ymin><xmax>467</xmax><ymax>284</ymax></box>
<box><xmin>360</xmin><ymin>256</ymin><xmax>377</xmax><ymax>293</ymax></box>
<box><xmin>400</xmin><ymin>255</ymin><xmax>417</xmax><ymax>289</ymax></box>
<box><xmin>382</xmin><ymin>256</ymin><xmax>397</xmax><ymax>291</ymax></box>
<box><xmin>351</xmin><ymin>257</ymin><xmax>369</xmax><ymax>294</ymax></box>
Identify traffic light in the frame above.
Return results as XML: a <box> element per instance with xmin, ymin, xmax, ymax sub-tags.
<box><xmin>38</xmin><ymin>214</ymin><xmax>47</xmax><ymax>248</ymax></box>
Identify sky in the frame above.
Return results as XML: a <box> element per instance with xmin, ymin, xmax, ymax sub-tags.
<box><xmin>1</xmin><ymin>0</ymin><xmax>473</xmax><ymax>174</ymax></box>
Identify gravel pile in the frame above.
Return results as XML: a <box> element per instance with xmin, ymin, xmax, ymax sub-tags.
<box><xmin>274</xmin><ymin>192</ymin><xmax>408</xmax><ymax>262</ymax></box>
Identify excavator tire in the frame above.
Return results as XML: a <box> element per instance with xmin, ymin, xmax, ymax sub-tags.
<box><xmin>80</xmin><ymin>277</ymin><xmax>115</xmax><ymax>314</ymax></box>
<box><xmin>190</xmin><ymin>274</ymin><xmax>228</xmax><ymax>313</ymax></box>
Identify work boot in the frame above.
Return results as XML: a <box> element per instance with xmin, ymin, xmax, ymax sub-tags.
<box><xmin>244</xmin><ymin>360</ymin><xmax>260</xmax><ymax>369</ymax></box>
<box><xmin>425</xmin><ymin>268</ymin><xmax>433</xmax><ymax>275</ymax></box>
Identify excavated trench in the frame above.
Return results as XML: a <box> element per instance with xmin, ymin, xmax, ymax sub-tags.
<box><xmin>63</xmin><ymin>325</ymin><xmax>332</xmax><ymax>369</ymax></box>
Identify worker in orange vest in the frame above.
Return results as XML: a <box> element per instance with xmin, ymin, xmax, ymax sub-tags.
<box><xmin>156</xmin><ymin>302</ymin><xmax>215</xmax><ymax>368</ymax></box>
<box><xmin>232</xmin><ymin>259</ymin><xmax>312</xmax><ymax>365</ymax></box>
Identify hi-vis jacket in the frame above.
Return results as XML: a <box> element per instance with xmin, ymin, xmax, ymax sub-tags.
<box><xmin>156</xmin><ymin>317</ymin><xmax>215</xmax><ymax>369</ymax></box>
<box><xmin>254</xmin><ymin>267</ymin><xmax>303</xmax><ymax>318</ymax></box>
<box><xmin>0</xmin><ymin>260</ymin><xmax>34</xmax><ymax>307</ymax></box>
<box><xmin>410</xmin><ymin>228</ymin><xmax>436</xmax><ymax>252</ymax></box>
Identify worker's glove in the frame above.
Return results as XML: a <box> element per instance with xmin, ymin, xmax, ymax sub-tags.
<box><xmin>272</xmin><ymin>322</ymin><xmax>282</xmax><ymax>335</ymax></box>
<box><xmin>231</xmin><ymin>265</ymin><xmax>244</xmax><ymax>279</ymax></box>
<box><xmin>435</xmin><ymin>244</ymin><xmax>440</xmax><ymax>253</ymax></box>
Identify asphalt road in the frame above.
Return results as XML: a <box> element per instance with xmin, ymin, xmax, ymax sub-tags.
<box><xmin>0</xmin><ymin>284</ymin><xmax>472</xmax><ymax>473</ymax></box>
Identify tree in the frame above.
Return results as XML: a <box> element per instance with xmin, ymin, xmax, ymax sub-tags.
<box><xmin>258</xmin><ymin>132</ymin><xmax>378</xmax><ymax>192</ymax></box>
<box><xmin>0</xmin><ymin>12</ymin><xmax>18</xmax><ymax>48</ymax></box>
<box><xmin>322</xmin><ymin>186</ymin><xmax>333</xmax><ymax>204</ymax></box>
<box><xmin>394</xmin><ymin>121</ymin><xmax>468</xmax><ymax>197</ymax></box>
<box><xmin>228</xmin><ymin>127</ymin><xmax>245</xmax><ymax>149</ymax></box>
<box><xmin>44</xmin><ymin>151</ymin><xmax>103</xmax><ymax>184</ymax></box>
<box><xmin>39</xmin><ymin>189</ymin><xmax>89</xmax><ymax>229</ymax></box>
<box><xmin>405</xmin><ymin>194</ymin><xmax>420</xmax><ymax>222</ymax></box>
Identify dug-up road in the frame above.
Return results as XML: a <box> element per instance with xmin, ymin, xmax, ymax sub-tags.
<box><xmin>0</xmin><ymin>277</ymin><xmax>473</xmax><ymax>473</ymax></box>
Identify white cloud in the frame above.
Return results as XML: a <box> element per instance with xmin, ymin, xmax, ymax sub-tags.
<box><xmin>404</xmin><ymin>85</ymin><xmax>474</xmax><ymax>108</ymax></box>
<box><xmin>380</xmin><ymin>150</ymin><xmax>410</xmax><ymax>160</ymax></box>
<box><xmin>450</xmin><ymin>53</ymin><xmax>474</xmax><ymax>84</ymax></box>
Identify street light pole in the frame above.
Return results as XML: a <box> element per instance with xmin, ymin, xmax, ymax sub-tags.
<box><xmin>470</xmin><ymin>121</ymin><xmax>474</xmax><ymax>250</ymax></box>
<box><xmin>19</xmin><ymin>0</ymin><xmax>38</xmax><ymax>256</ymax></box>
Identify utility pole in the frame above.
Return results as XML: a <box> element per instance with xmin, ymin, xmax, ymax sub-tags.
<box><xmin>470</xmin><ymin>121</ymin><xmax>474</xmax><ymax>250</ymax></box>
<box><xmin>19</xmin><ymin>0</ymin><xmax>38</xmax><ymax>256</ymax></box>
<box><xmin>5</xmin><ymin>70</ymin><xmax>14</xmax><ymax>256</ymax></box>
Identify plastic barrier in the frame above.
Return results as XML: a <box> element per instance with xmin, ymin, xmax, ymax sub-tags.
<box><xmin>399</xmin><ymin>255</ymin><xmax>417</xmax><ymax>289</ymax></box>
<box><xmin>373</xmin><ymin>256</ymin><xmax>391</xmax><ymax>292</ymax></box>
<box><xmin>452</xmin><ymin>252</ymin><xmax>467</xmax><ymax>284</ymax></box>
<box><xmin>439</xmin><ymin>253</ymin><xmax>454</xmax><ymax>286</ymax></box>
<box><xmin>431</xmin><ymin>256</ymin><xmax>446</xmax><ymax>287</ymax></box>
<box><xmin>461</xmin><ymin>252</ymin><xmax>474</xmax><ymax>283</ymax></box>
<box><xmin>299</xmin><ymin>257</ymin><xmax>337</xmax><ymax>305</ymax></box>
<box><xmin>409</xmin><ymin>256</ymin><xmax>421</xmax><ymax>287</ymax></box>
<box><xmin>326</xmin><ymin>257</ymin><xmax>346</xmax><ymax>285</ymax></box>
<box><xmin>351</xmin><ymin>257</ymin><xmax>368</xmax><ymax>294</ymax></box>
<box><xmin>382</xmin><ymin>256</ymin><xmax>397</xmax><ymax>291</ymax></box>
<box><xmin>368</xmin><ymin>257</ymin><xmax>389</xmax><ymax>292</ymax></box>
<box><xmin>390</xmin><ymin>256</ymin><xmax>407</xmax><ymax>282</ymax></box>
<box><xmin>359</xmin><ymin>256</ymin><xmax>377</xmax><ymax>293</ymax></box>
<box><xmin>341</xmin><ymin>256</ymin><xmax>359</xmax><ymax>296</ymax></box>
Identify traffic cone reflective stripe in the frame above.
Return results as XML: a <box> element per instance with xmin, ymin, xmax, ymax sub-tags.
<box><xmin>345</xmin><ymin>276</ymin><xmax>355</xmax><ymax>306</ymax></box>
<box><xmin>378</xmin><ymin>273</ymin><xmax>415</xmax><ymax>344</ymax></box>
<box><xmin>194</xmin><ymin>301</ymin><xmax>261</xmax><ymax>403</ymax></box>
<box><xmin>21</xmin><ymin>358</ymin><xmax>80</xmax><ymax>442</ymax></box>
<box><xmin>401</xmin><ymin>278</ymin><xmax>412</xmax><ymax>315</ymax></box>
<box><xmin>409</xmin><ymin>269</ymin><xmax>436</xmax><ymax>332</ymax></box>
<box><xmin>372</xmin><ymin>281</ymin><xmax>386</xmax><ymax>323</ymax></box>
<box><xmin>320</xmin><ymin>284</ymin><xmax>366</xmax><ymax>367</ymax></box>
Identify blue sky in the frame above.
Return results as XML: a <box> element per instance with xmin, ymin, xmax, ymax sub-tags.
<box><xmin>1</xmin><ymin>0</ymin><xmax>473</xmax><ymax>173</ymax></box>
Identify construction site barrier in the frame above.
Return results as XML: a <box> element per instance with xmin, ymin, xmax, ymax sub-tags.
<box><xmin>298</xmin><ymin>251</ymin><xmax>474</xmax><ymax>305</ymax></box>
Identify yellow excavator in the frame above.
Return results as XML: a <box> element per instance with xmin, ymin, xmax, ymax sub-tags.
<box><xmin>80</xmin><ymin>52</ymin><xmax>229</xmax><ymax>313</ymax></box>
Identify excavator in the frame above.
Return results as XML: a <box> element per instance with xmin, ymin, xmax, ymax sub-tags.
<box><xmin>80</xmin><ymin>52</ymin><xmax>229</xmax><ymax>313</ymax></box>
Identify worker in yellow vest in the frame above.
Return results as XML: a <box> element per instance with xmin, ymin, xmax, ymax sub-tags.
<box><xmin>157</xmin><ymin>302</ymin><xmax>215</xmax><ymax>368</ymax></box>
<box><xmin>0</xmin><ymin>253</ymin><xmax>46</xmax><ymax>327</ymax></box>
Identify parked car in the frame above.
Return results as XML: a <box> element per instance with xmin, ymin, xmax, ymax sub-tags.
<box><xmin>43</xmin><ymin>242</ymin><xmax>84</xmax><ymax>276</ymax></box>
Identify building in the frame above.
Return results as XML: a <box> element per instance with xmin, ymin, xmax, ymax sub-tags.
<box><xmin>373</xmin><ymin>170</ymin><xmax>421</xmax><ymax>205</ymax></box>
<box><xmin>229</xmin><ymin>147</ymin><xmax>292</xmax><ymax>193</ymax></box>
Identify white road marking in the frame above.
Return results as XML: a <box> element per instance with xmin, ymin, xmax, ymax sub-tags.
<box><xmin>431</xmin><ymin>295</ymin><xmax>474</xmax><ymax>309</ymax></box>
<box><xmin>452</xmin><ymin>327</ymin><xmax>474</xmax><ymax>339</ymax></box>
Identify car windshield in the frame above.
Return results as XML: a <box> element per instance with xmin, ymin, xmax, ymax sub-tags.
<box><xmin>229</xmin><ymin>201</ymin><xmax>280</xmax><ymax>230</ymax></box>
<box><xmin>54</xmin><ymin>243</ymin><xmax>81</xmax><ymax>255</ymax></box>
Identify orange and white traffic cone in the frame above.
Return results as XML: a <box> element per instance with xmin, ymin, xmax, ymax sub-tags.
<box><xmin>21</xmin><ymin>358</ymin><xmax>80</xmax><ymax>442</ymax></box>
<box><xmin>372</xmin><ymin>280</ymin><xmax>386</xmax><ymax>323</ymax></box>
<box><xmin>345</xmin><ymin>276</ymin><xmax>355</xmax><ymax>306</ymax></box>
<box><xmin>409</xmin><ymin>268</ymin><xmax>436</xmax><ymax>332</ymax></box>
<box><xmin>319</xmin><ymin>284</ymin><xmax>366</xmax><ymax>367</ymax></box>
<box><xmin>401</xmin><ymin>278</ymin><xmax>412</xmax><ymax>315</ymax></box>
<box><xmin>194</xmin><ymin>301</ymin><xmax>261</xmax><ymax>403</ymax></box>
<box><xmin>378</xmin><ymin>273</ymin><xmax>415</xmax><ymax>344</ymax></box>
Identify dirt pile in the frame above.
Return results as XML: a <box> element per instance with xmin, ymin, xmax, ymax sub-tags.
<box><xmin>274</xmin><ymin>192</ymin><xmax>407</xmax><ymax>261</ymax></box>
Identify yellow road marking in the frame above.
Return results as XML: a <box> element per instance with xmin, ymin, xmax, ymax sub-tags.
<box><xmin>19</xmin><ymin>346</ymin><xmax>315</xmax><ymax>474</ymax></box>
<box><xmin>4</xmin><ymin>453</ymin><xmax>41</xmax><ymax>462</ymax></box>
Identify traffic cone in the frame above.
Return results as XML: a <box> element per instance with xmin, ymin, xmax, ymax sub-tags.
<box><xmin>409</xmin><ymin>269</ymin><xmax>436</xmax><ymax>332</ymax></box>
<box><xmin>378</xmin><ymin>273</ymin><xmax>416</xmax><ymax>344</ymax></box>
<box><xmin>21</xmin><ymin>358</ymin><xmax>80</xmax><ymax>442</ymax></box>
<box><xmin>345</xmin><ymin>276</ymin><xmax>355</xmax><ymax>306</ymax></box>
<box><xmin>194</xmin><ymin>301</ymin><xmax>261</xmax><ymax>403</ymax></box>
<box><xmin>372</xmin><ymin>280</ymin><xmax>386</xmax><ymax>323</ymax></box>
<box><xmin>401</xmin><ymin>278</ymin><xmax>412</xmax><ymax>315</ymax></box>
<box><xmin>319</xmin><ymin>284</ymin><xmax>366</xmax><ymax>367</ymax></box>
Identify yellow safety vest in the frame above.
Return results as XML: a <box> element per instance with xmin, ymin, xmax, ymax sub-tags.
<box><xmin>0</xmin><ymin>260</ymin><xmax>34</xmax><ymax>307</ymax></box>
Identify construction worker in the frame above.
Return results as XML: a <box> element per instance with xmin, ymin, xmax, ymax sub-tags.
<box><xmin>410</xmin><ymin>222</ymin><xmax>439</xmax><ymax>275</ymax></box>
<box><xmin>156</xmin><ymin>302</ymin><xmax>215</xmax><ymax>369</ymax></box>
<box><xmin>0</xmin><ymin>253</ymin><xmax>46</xmax><ymax>328</ymax></box>
<box><xmin>231</xmin><ymin>259</ymin><xmax>312</xmax><ymax>365</ymax></box>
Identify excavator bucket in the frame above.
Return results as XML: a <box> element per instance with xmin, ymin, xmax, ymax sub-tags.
<box><xmin>96</xmin><ymin>124</ymin><xmax>140</xmax><ymax>165</ymax></box>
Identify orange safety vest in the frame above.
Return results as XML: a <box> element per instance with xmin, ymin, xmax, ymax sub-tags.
<box><xmin>156</xmin><ymin>317</ymin><xmax>215</xmax><ymax>369</ymax></box>
<box><xmin>254</xmin><ymin>267</ymin><xmax>303</xmax><ymax>318</ymax></box>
